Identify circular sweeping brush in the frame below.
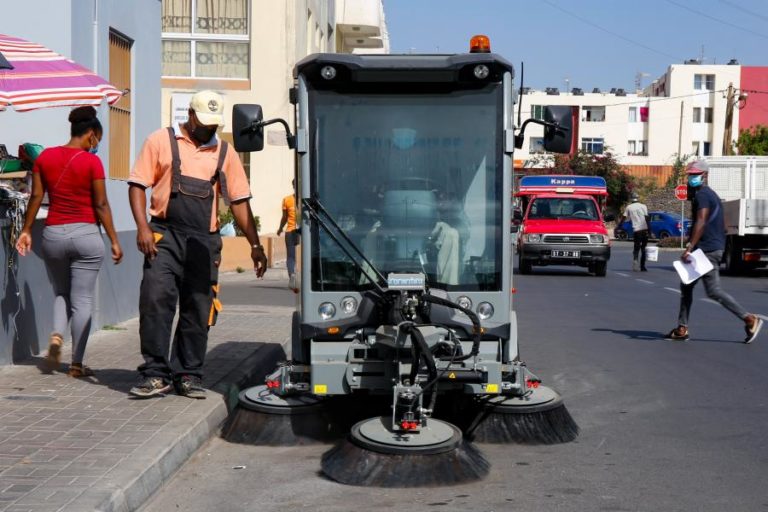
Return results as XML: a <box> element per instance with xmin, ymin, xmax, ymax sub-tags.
<box><xmin>321</xmin><ymin>416</ymin><xmax>490</xmax><ymax>487</ymax></box>
<box><xmin>464</xmin><ymin>385</ymin><xmax>579</xmax><ymax>444</ymax></box>
<box><xmin>222</xmin><ymin>385</ymin><xmax>339</xmax><ymax>445</ymax></box>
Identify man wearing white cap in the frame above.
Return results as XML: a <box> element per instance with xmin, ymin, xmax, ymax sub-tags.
<box><xmin>127</xmin><ymin>90</ymin><xmax>268</xmax><ymax>398</ymax></box>
<box><xmin>666</xmin><ymin>160</ymin><xmax>763</xmax><ymax>343</ymax></box>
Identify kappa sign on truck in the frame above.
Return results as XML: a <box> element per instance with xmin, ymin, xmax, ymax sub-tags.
<box><xmin>515</xmin><ymin>175</ymin><xmax>613</xmax><ymax>276</ymax></box>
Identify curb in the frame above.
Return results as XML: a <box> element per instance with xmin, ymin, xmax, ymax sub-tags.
<box><xmin>65</xmin><ymin>341</ymin><xmax>287</xmax><ymax>512</ymax></box>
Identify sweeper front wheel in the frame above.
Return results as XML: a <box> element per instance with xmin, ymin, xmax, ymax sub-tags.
<box><xmin>465</xmin><ymin>385</ymin><xmax>579</xmax><ymax>445</ymax></box>
<box><xmin>321</xmin><ymin>416</ymin><xmax>489</xmax><ymax>487</ymax></box>
<box><xmin>222</xmin><ymin>385</ymin><xmax>339</xmax><ymax>445</ymax></box>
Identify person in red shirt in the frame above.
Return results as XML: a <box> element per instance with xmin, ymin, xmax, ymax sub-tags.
<box><xmin>16</xmin><ymin>106</ymin><xmax>123</xmax><ymax>377</ymax></box>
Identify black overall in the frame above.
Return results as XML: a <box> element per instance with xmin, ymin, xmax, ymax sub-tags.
<box><xmin>137</xmin><ymin>128</ymin><xmax>228</xmax><ymax>381</ymax></box>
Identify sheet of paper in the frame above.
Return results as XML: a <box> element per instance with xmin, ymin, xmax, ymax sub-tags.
<box><xmin>673</xmin><ymin>248</ymin><xmax>714</xmax><ymax>285</ymax></box>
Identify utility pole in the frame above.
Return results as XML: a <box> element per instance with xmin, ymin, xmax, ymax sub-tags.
<box><xmin>722</xmin><ymin>82</ymin><xmax>735</xmax><ymax>155</ymax></box>
<box><xmin>678</xmin><ymin>100</ymin><xmax>684</xmax><ymax>156</ymax></box>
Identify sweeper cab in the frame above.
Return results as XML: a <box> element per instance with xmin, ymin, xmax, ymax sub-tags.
<box><xmin>225</xmin><ymin>35</ymin><xmax>579</xmax><ymax>487</ymax></box>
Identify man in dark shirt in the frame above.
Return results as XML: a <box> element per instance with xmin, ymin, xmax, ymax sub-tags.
<box><xmin>666</xmin><ymin>160</ymin><xmax>763</xmax><ymax>343</ymax></box>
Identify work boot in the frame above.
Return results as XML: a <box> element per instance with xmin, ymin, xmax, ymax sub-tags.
<box><xmin>176</xmin><ymin>375</ymin><xmax>206</xmax><ymax>399</ymax></box>
<box><xmin>129</xmin><ymin>377</ymin><xmax>172</xmax><ymax>398</ymax></box>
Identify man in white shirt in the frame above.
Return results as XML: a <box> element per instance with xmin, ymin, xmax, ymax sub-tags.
<box><xmin>618</xmin><ymin>193</ymin><xmax>649</xmax><ymax>271</ymax></box>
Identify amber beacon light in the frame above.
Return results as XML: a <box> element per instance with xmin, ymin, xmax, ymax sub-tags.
<box><xmin>469</xmin><ymin>35</ymin><xmax>491</xmax><ymax>53</ymax></box>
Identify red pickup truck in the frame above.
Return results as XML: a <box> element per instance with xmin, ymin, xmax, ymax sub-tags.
<box><xmin>515</xmin><ymin>175</ymin><xmax>613</xmax><ymax>276</ymax></box>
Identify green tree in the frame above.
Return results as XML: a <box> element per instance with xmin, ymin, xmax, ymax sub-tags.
<box><xmin>735</xmin><ymin>125</ymin><xmax>768</xmax><ymax>155</ymax></box>
<box><xmin>551</xmin><ymin>149</ymin><xmax>633</xmax><ymax>209</ymax></box>
<box><xmin>666</xmin><ymin>153</ymin><xmax>693</xmax><ymax>189</ymax></box>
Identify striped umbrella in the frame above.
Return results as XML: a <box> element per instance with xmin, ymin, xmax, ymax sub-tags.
<box><xmin>0</xmin><ymin>33</ymin><xmax>122</xmax><ymax>112</ymax></box>
<box><xmin>0</xmin><ymin>51</ymin><xmax>12</xmax><ymax>70</ymax></box>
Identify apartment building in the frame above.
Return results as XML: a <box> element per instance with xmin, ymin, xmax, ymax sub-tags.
<box><xmin>160</xmin><ymin>0</ymin><xmax>389</xmax><ymax>232</ymax></box>
<box><xmin>515</xmin><ymin>62</ymin><xmax>768</xmax><ymax>168</ymax></box>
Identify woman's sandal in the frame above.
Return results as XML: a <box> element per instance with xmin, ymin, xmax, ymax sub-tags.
<box><xmin>67</xmin><ymin>363</ymin><xmax>95</xmax><ymax>378</ymax></box>
<box><xmin>45</xmin><ymin>334</ymin><xmax>63</xmax><ymax>372</ymax></box>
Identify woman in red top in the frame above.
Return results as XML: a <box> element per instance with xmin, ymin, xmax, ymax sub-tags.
<box><xmin>16</xmin><ymin>106</ymin><xmax>123</xmax><ymax>377</ymax></box>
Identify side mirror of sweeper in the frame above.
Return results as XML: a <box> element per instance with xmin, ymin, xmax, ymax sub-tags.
<box><xmin>232</xmin><ymin>104</ymin><xmax>265</xmax><ymax>153</ymax></box>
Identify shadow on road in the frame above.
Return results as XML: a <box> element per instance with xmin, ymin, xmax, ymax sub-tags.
<box><xmin>517</xmin><ymin>268</ymin><xmax>594</xmax><ymax>277</ymax></box>
<box><xmin>592</xmin><ymin>328</ymin><xmax>745</xmax><ymax>344</ymax></box>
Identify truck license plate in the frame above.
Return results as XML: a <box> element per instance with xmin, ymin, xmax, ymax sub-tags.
<box><xmin>552</xmin><ymin>250</ymin><xmax>580</xmax><ymax>258</ymax></box>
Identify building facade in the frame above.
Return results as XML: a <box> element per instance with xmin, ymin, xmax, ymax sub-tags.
<box><xmin>159</xmin><ymin>0</ymin><xmax>389</xmax><ymax>233</ymax></box>
<box><xmin>0</xmin><ymin>0</ymin><xmax>162</xmax><ymax>365</ymax></box>
<box><xmin>515</xmin><ymin>62</ymin><xmax>768</xmax><ymax>168</ymax></box>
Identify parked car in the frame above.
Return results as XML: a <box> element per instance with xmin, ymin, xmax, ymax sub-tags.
<box><xmin>614</xmin><ymin>211</ymin><xmax>691</xmax><ymax>240</ymax></box>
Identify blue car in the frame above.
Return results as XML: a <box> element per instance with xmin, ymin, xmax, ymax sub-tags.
<box><xmin>615</xmin><ymin>211</ymin><xmax>691</xmax><ymax>240</ymax></box>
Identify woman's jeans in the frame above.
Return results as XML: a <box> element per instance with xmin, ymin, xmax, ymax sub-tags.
<box><xmin>678</xmin><ymin>250</ymin><xmax>748</xmax><ymax>327</ymax></box>
<box><xmin>41</xmin><ymin>223</ymin><xmax>105</xmax><ymax>364</ymax></box>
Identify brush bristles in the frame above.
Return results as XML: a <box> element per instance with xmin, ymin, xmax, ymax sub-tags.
<box><xmin>320</xmin><ymin>438</ymin><xmax>490</xmax><ymax>487</ymax></box>
<box><xmin>221</xmin><ymin>407</ymin><xmax>338</xmax><ymax>445</ymax></box>
<box><xmin>467</xmin><ymin>404</ymin><xmax>579</xmax><ymax>444</ymax></box>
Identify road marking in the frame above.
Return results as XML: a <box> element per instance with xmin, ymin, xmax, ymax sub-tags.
<box><xmin>701</xmin><ymin>298</ymin><xmax>719</xmax><ymax>305</ymax></box>
<box><xmin>636</xmin><ymin>279</ymin><xmax>654</xmax><ymax>285</ymax></box>
<box><xmin>664</xmin><ymin>287</ymin><xmax>681</xmax><ymax>294</ymax></box>
<box><xmin>615</xmin><ymin>272</ymin><xmax>629</xmax><ymax>277</ymax></box>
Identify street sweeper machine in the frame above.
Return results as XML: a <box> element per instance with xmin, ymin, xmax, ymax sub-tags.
<box><xmin>224</xmin><ymin>35</ymin><xmax>579</xmax><ymax>487</ymax></box>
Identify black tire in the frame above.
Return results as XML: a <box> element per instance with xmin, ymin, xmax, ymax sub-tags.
<box><xmin>658</xmin><ymin>231</ymin><xmax>671</xmax><ymax>240</ymax></box>
<box><xmin>593</xmin><ymin>261</ymin><xmax>607</xmax><ymax>277</ymax></box>
<box><xmin>518</xmin><ymin>253</ymin><xmax>532</xmax><ymax>275</ymax></box>
<box><xmin>724</xmin><ymin>238</ymin><xmax>743</xmax><ymax>275</ymax></box>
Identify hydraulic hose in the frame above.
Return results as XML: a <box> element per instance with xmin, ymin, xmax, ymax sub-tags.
<box><xmin>401</xmin><ymin>323</ymin><xmax>439</xmax><ymax>414</ymax></box>
<box><xmin>421</xmin><ymin>294</ymin><xmax>482</xmax><ymax>362</ymax></box>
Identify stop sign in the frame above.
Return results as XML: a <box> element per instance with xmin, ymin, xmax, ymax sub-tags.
<box><xmin>675</xmin><ymin>185</ymin><xmax>687</xmax><ymax>200</ymax></box>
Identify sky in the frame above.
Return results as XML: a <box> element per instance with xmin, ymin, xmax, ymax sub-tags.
<box><xmin>383</xmin><ymin>0</ymin><xmax>768</xmax><ymax>92</ymax></box>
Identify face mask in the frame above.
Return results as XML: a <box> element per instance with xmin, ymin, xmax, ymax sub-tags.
<box><xmin>688</xmin><ymin>174</ymin><xmax>703</xmax><ymax>187</ymax></box>
<box><xmin>191</xmin><ymin>124</ymin><xmax>217</xmax><ymax>144</ymax></box>
<box><xmin>88</xmin><ymin>143</ymin><xmax>99</xmax><ymax>155</ymax></box>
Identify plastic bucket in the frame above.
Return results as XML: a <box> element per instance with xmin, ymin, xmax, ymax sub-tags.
<box><xmin>645</xmin><ymin>245</ymin><xmax>659</xmax><ymax>262</ymax></box>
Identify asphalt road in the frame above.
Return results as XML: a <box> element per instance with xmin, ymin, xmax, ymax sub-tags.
<box><xmin>144</xmin><ymin>244</ymin><xmax>768</xmax><ymax>512</ymax></box>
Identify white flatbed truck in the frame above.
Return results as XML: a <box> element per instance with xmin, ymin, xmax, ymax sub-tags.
<box><xmin>705</xmin><ymin>156</ymin><xmax>768</xmax><ymax>273</ymax></box>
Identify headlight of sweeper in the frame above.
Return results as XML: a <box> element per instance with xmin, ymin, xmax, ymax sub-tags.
<box><xmin>589</xmin><ymin>234</ymin><xmax>606</xmax><ymax>243</ymax></box>
<box><xmin>473</xmin><ymin>64</ymin><xmax>490</xmax><ymax>79</ymax></box>
<box><xmin>456</xmin><ymin>296</ymin><xmax>473</xmax><ymax>311</ymax></box>
<box><xmin>318</xmin><ymin>302</ymin><xmax>336</xmax><ymax>320</ymax></box>
<box><xmin>320</xmin><ymin>65</ymin><xmax>337</xmax><ymax>80</ymax></box>
<box><xmin>340</xmin><ymin>296</ymin><xmax>358</xmax><ymax>315</ymax></box>
<box><xmin>477</xmin><ymin>302</ymin><xmax>494</xmax><ymax>320</ymax></box>
<box><xmin>526</xmin><ymin>234</ymin><xmax>542</xmax><ymax>243</ymax></box>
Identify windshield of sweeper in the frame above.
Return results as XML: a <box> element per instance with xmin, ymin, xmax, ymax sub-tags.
<box><xmin>309</xmin><ymin>85</ymin><xmax>503</xmax><ymax>291</ymax></box>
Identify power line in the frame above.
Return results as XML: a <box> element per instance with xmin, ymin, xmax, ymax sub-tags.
<box><xmin>718</xmin><ymin>0</ymin><xmax>768</xmax><ymax>23</ymax></box>
<box><xmin>541</xmin><ymin>0</ymin><xmax>682</xmax><ymax>61</ymax></box>
<box><xmin>521</xmin><ymin>89</ymin><xmax>730</xmax><ymax>107</ymax></box>
<box><xmin>665</xmin><ymin>0</ymin><xmax>768</xmax><ymax>40</ymax></box>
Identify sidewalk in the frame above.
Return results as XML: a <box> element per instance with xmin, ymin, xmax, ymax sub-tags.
<box><xmin>0</xmin><ymin>271</ymin><xmax>293</xmax><ymax>512</ymax></box>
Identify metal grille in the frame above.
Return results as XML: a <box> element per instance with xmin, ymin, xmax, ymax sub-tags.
<box><xmin>543</xmin><ymin>235</ymin><xmax>589</xmax><ymax>244</ymax></box>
